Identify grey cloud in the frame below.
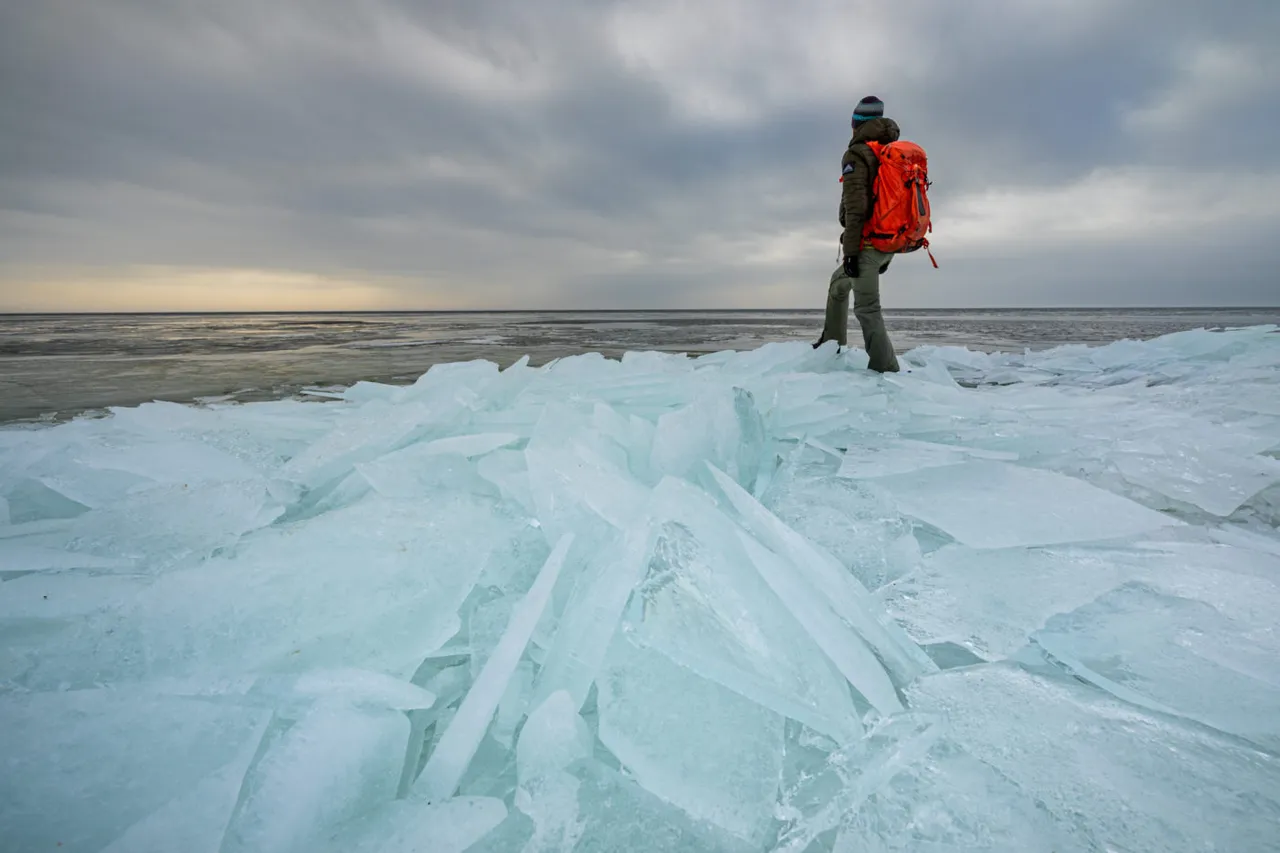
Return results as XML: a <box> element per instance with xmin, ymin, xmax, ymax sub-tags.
<box><xmin>2</xmin><ymin>0</ymin><xmax>1279</xmax><ymax>309</ymax></box>
<box><xmin>903</xmin><ymin>221</ymin><xmax>1280</xmax><ymax>310</ymax></box>
<box><xmin>913</xmin><ymin>0</ymin><xmax>1280</xmax><ymax>188</ymax></box>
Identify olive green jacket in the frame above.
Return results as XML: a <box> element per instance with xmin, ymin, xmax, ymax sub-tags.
<box><xmin>839</xmin><ymin>117</ymin><xmax>901</xmax><ymax>256</ymax></box>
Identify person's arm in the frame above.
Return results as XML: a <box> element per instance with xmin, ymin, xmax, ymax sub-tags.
<box><xmin>840</xmin><ymin>151</ymin><xmax>872</xmax><ymax>257</ymax></box>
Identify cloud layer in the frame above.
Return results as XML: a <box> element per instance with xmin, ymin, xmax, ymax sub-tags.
<box><xmin>3</xmin><ymin>0</ymin><xmax>1279</xmax><ymax>310</ymax></box>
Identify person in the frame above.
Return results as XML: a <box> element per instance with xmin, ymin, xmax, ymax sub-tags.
<box><xmin>815</xmin><ymin>95</ymin><xmax>901</xmax><ymax>373</ymax></box>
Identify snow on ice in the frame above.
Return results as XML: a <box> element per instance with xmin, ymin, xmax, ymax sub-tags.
<box><xmin>2</xmin><ymin>326</ymin><xmax>1280</xmax><ymax>852</ymax></box>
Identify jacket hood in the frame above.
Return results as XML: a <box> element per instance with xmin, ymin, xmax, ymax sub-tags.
<box><xmin>850</xmin><ymin>117</ymin><xmax>900</xmax><ymax>146</ymax></box>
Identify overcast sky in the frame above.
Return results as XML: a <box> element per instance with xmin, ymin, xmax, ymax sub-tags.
<box><xmin>3</xmin><ymin>0</ymin><xmax>1279</xmax><ymax>311</ymax></box>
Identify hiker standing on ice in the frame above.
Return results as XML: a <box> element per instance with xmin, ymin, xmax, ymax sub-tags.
<box><xmin>816</xmin><ymin>95</ymin><xmax>934</xmax><ymax>372</ymax></box>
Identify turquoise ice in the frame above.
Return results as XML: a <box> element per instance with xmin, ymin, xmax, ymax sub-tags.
<box><xmin>1</xmin><ymin>326</ymin><xmax>1277</xmax><ymax>851</ymax></box>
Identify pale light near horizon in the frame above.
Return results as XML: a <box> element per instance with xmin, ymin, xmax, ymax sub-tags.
<box><xmin>0</xmin><ymin>267</ymin><xmax>435</xmax><ymax>313</ymax></box>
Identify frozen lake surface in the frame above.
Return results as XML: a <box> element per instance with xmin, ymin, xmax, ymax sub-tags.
<box><xmin>2</xmin><ymin>307</ymin><xmax>1277</xmax><ymax>422</ymax></box>
<box><xmin>1</xmin><ymin>325</ymin><xmax>1279</xmax><ymax>851</ymax></box>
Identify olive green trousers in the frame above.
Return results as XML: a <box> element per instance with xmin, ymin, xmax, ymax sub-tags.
<box><xmin>819</xmin><ymin>247</ymin><xmax>900</xmax><ymax>373</ymax></box>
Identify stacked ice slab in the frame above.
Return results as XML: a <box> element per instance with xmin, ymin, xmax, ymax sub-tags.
<box><xmin>2</xmin><ymin>326</ymin><xmax>1279</xmax><ymax>853</ymax></box>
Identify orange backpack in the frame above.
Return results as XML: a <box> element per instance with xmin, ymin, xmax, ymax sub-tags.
<box><xmin>862</xmin><ymin>140</ymin><xmax>937</xmax><ymax>267</ymax></box>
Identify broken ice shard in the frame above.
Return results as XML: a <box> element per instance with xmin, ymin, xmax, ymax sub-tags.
<box><xmin>597</xmin><ymin>635</ymin><xmax>785</xmax><ymax>846</ymax></box>
<box><xmin>222</xmin><ymin>703</ymin><xmax>409</xmax><ymax>853</ymax></box>
<box><xmin>416</xmin><ymin>534</ymin><xmax>573</xmax><ymax>802</ymax></box>
<box><xmin>873</xmin><ymin>459</ymin><xmax>1178</xmax><ymax>548</ymax></box>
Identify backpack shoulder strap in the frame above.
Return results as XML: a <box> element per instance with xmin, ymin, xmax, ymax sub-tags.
<box><xmin>851</xmin><ymin>141</ymin><xmax>880</xmax><ymax>171</ymax></box>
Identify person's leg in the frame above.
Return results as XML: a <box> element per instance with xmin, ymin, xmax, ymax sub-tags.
<box><xmin>853</xmin><ymin>248</ymin><xmax>900</xmax><ymax>372</ymax></box>
<box><xmin>820</xmin><ymin>265</ymin><xmax>854</xmax><ymax>346</ymax></box>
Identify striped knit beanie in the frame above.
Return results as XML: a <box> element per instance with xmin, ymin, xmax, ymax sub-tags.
<box><xmin>852</xmin><ymin>95</ymin><xmax>884</xmax><ymax>127</ymax></box>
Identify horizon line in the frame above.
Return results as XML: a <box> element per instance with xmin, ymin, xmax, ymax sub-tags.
<box><xmin>2</xmin><ymin>305</ymin><xmax>1278</xmax><ymax>317</ymax></box>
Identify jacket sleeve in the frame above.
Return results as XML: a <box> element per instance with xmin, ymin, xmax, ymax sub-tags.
<box><xmin>839</xmin><ymin>150</ymin><xmax>872</xmax><ymax>256</ymax></box>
